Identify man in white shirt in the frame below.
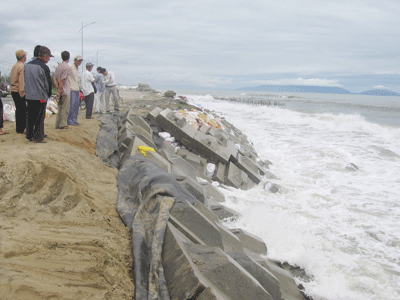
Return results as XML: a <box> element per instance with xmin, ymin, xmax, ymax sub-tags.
<box><xmin>81</xmin><ymin>62</ymin><xmax>95</xmax><ymax>119</ymax></box>
<box><xmin>68</xmin><ymin>55</ymin><xmax>83</xmax><ymax>125</ymax></box>
<box><xmin>101</xmin><ymin>68</ymin><xmax>119</xmax><ymax>112</ymax></box>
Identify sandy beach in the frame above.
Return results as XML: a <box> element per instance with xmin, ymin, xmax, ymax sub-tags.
<box><xmin>0</xmin><ymin>89</ymin><xmax>180</xmax><ymax>300</ymax></box>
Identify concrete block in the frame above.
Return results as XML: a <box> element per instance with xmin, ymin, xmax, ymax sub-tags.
<box><xmin>229</xmin><ymin>228</ymin><xmax>267</xmax><ymax>256</ymax></box>
<box><xmin>155</xmin><ymin>108</ymin><xmax>198</xmax><ymax>142</ymax></box>
<box><xmin>120</xmin><ymin>136</ymin><xmax>169</xmax><ymax>173</ymax></box>
<box><xmin>193</xmin><ymin>200</ymin><xmax>244</xmax><ymax>254</ymax></box>
<box><xmin>184</xmin><ymin>243</ymin><xmax>273</xmax><ymax>300</ymax></box>
<box><xmin>226</xmin><ymin>162</ymin><xmax>255</xmax><ymax>190</ymax></box>
<box><xmin>120</xmin><ymin>136</ymin><xmax>150</xmax><ymax>165</ymax></box>
<box><xmin>228</xmin><ymin>253</ymin><xmax>282</xmax><ymax>300</ymax></box>
<box><xmin>118</xmin><ymin>123</ymin><xmax>155</xmax><ymax>150</ymax></box>
<box><xmin>239</xmin><ymin>148</ymin><xmax>258</xmax><ymax>162</ymax></box>
<box><xmin>199</xmin><ymin>182</ymin><xmax>225</xmax><ymax>203</ymax></box>
<box><xmin>235</xmin><ymin>154</ymin><xmax>262</xmax><ymax>184</ymax></box>
<box><xmin>193</xmin><ymin>200</ymin><xmax>219</xmax><ymax>223</ymax></box>
<box><xmin>181</xmin><ymin>135</ymin><xmax>231</xmax><ymax>165</ymax></box>
<box><xmin>177</xmin><ymin>148</ymin><xmax>208</xmax><ymax>174</ymax></box>
<box><xmin>216</xmin><ymin>223</ymin><xmax>244</xmax><ymax>254</ymax></box>
<box><xmin>176</xmin><ymin>176</ymin><xmax>207</xmax><ymax>204</ymax></box>
<box><xmin>256</xmin><ymin>259</ymin><xmax>307</xmax><ymax>300</ymax></box>
<box><xmin>171</xmin><ymin>201</ymin><xmax>224</xmax><ymax>249</ymax></box>
<box><xmin>208</xmin><ymin>127</ymin><xmax>229</xmax><ymax>147</ymax></box>
<box><xmin>147</xmin><ymin>107</ymin><xmax>163</xmax><ymax>121</ymax></box>
<box><xmin>162</xmin><ymin>224</ymin><xmax>220</xmax><ymax>300</ymax></box>
<box><xmin>210</xmin><ymin>204</ymin><xmax>240</xmax><ymax>221</ymax></box>
<box><xmin>228</xmin><ymin>133</ymin><xmax>241</xmax><ymax>144</ymax></box>
<box><xmin>166</xmin><ymin>154</ymin><xmax>197</xmax><ymax>180</ymax></box>
<box><xmin>119</xmin><ymin>109</ymin><xmax>152</xmax><ymax>133</ymax></box>
<box><xmin>214</xmin><ymin>162</ymin><xmax>226</xmax><ymax>184</ymax></box>
<box><xmin>143</xmin><ymin>150</ymin><xmax>172</xmax><ymax>173</ymax></box>
<box><xmin>199</xmin><ymin>124</ymin><xmax>211</xmax><ymax>134</ymax></box>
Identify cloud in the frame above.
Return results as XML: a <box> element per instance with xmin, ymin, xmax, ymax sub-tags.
<box><xmin>1</xmin><ymin>0</ymin><xmax>400</xmax><ymax>91</ymax></box>
<box><xmin>372</xmin><ymin>85</ymin><xmax>389</xmax><ymax>90</ymax></box>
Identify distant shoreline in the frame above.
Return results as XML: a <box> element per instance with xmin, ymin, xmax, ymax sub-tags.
<box><xmin>238</xmin><ymin>85</ymin><xmax>400</xmax><ymax>96</ymax></box>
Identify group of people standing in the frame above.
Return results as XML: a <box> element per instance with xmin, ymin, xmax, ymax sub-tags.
<box><xmin>0</xmin><ymin>45</ymin><xmax>120</xmax><ymax>143</ymax></box>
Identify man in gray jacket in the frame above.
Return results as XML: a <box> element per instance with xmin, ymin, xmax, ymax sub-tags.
<box><xmin>24</xmin><ymin>46</ymin><xmax>53</xmax><ymax>143</ymax></box>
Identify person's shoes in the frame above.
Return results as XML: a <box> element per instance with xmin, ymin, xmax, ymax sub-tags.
<box><xmin>115</xmin><ymin>108</ymin><xmax>120</xmax><ymax>111</ymax></box>
<box><xmin>32</xmin><ymin>139</ymin><xmax>47</xmax><ymax>143</ymax></box>
<box><xmin>44</xmin><ymin>134</ymin><xmax>48</xmax><ymax>138</ymax></box>
<box><xmin>56</xmin><ymin>126</ymin><xmax>69</xmax><ymax>129</ymax></box>
<box><xmin>86</xmin><ymin>116</ymin><xmax>95</xmax><ymax>119</ymax></box>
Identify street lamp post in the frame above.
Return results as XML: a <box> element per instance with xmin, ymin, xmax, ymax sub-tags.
<box><xmin>78</xmin><ymin>21</ymin><xmax>97</xmax><ymax>73</ymax></box>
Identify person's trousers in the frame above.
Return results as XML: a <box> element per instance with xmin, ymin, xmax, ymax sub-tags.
<box><xmin>0</xmin><ymin>99</ymin><xmax>3</xmax><ymax>129</ymax></box>
<box><xmin>94</xmin><ymin>91</ymin><xmax>105</xmax><ymax>113</ymax></box>
<box><xmin>11</xmin><ymin>91</ymin><xmax>27</xmax><ymax>133</ymax></box>
<box><xmin>55</xmin><ymin>94</ymin><xmax>70</xmax><ymax>128</ymax></box>
<box><xmin>84</xmin><ymin>92</ymin><xmax>94</xmax><ymax>119</ymax></box>
<box><xmin>105</xmin><ymin>86</ymin><xmax>119</xmax><ymax>111</ymax></box>
<box><xmin>26</xmin><ymin>100</ymin><xmax>46</xmax><ymax>141</ymax></box>
<box><xmin>67</xmin><ymin>90</ymin><xmax>80</xmax><ymax>125</ymax></box>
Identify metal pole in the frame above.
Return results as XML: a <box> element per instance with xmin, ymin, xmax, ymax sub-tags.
<box><xmin>79</xmin><ymin>21</ymin><xmax>97</xmax><ymax>74</ymax></box>
<box><xmin>96</xmin><ymin>49</ymin><xmax>106</xmax><ymax>67</ymax></box>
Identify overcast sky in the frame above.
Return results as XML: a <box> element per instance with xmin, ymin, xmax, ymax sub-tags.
<box><xmin>1</xmin><ymin>0</ymin><xmax>400</xmax><ymax>92</ymax></box>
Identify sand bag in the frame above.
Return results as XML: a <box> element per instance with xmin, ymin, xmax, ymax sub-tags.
<box><xmin>117</xmin><ymin>155</ymin><xmax>197</xmax><ymax>300</ymax></box>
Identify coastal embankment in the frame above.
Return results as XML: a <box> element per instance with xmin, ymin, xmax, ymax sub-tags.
<box><xmin>0</xmin><ymin>87</ymin><xmax>308</xmax><ymax>299</ymax></box>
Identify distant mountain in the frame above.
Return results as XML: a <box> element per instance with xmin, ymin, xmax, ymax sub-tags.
<box><xmin>238</xmin><ymin>85</ymin><xmax>352</xmax><ymax>94</ymax></box>
<box><xmin>358</xmin><ymin>89</ymin><xmax>400</xmax><ymax>96</ymax></box>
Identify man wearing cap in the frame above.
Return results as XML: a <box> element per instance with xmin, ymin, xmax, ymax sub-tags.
<box><xmin>101</xmin><ymin>68</ymin><xmax>119</xmax><ymax>112</ymax></box>
<box><xmin>24</xmin><ymin>46</ymin><xmax>53</xmax><ymax>143</ymax></box>
<box><xmin>81</xmin><ymin>62</ymin><xmax>95</xmax><ymax>119</ymax></box>
<box><xmin>67</xmin><ymin>55</ymin><xmax>83</xmax><ymax>126</ymax></box>
<box><xmin>11</xmin><ymin>49</ymin><xmax>27</xmax><ymax>134</ymax></box>
<box><xmin>54</xmin><ymin>51</ymin><xmax>70</xmax><ymax>129</ymax></box>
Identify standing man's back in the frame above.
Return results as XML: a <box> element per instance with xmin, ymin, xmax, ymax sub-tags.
<box><xmin>54</xmin><ymin>51</ymin><xmax>71</xmax><ymax>129</ymax></box>
<box><xmin>24</xmin><ymin>46</ymin><xmax>53</xmax><ymax>143</ymax></box>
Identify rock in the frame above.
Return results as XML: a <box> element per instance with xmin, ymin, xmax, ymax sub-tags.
<box><xmin>164</xmin><ymin>90</ymin><xmax>176</xmax><ymax>98</ymax></box>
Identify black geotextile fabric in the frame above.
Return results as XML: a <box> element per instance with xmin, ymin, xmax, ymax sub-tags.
<box><xmin>95</xmin><ymin>114</ymin><xmax>121</xmax><ymax>168</ymax></box>
<box><xmin>117</xmin><ymin>155</ymin><xmax>197</xmax><ymax>300</ymax></box>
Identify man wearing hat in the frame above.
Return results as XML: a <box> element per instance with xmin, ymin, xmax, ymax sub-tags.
<box><xmin>24</xmin><ymin>46</ymin><xmax>53</xmax><ymax>143</ymax></box>
<box><xmin>11</xmin><ymin>49</ymin><xmax>27</xmax><ymax>134</ymax></box>
<box><xmin>67</xmin><ymin>55</ymin><xmax>83</xmax><ymax>126</ymax></box>
<box><xmin>80</xmin><ymin>62</ymin><xmax>95</xmax><ymax>119</ymax></box>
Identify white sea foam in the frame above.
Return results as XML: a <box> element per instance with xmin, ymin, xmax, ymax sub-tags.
<box><xmin>185</xmin><ymin>94</ymin><xmax>400</xmax><ymax>300</ymax></box>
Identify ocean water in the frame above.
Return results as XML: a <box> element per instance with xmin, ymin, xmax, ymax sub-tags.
<box><xmin>179</xmin><ymin>91</ymin><xmax>400</xmax><ymax>300</ymax></box>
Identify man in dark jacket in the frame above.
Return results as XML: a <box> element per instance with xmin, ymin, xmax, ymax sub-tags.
<box><xmin>24</xmin><ymin>46</ymin><xmax>53</xmax><ymax>143</ymax></box>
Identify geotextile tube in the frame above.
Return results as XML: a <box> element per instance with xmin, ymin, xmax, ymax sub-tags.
<box><xmin>117</xmin><ymin>155</ymin><xmax>197</xmax><ymax>300</ymax></box>
<box><xmin>95</xmin><ymin>114</ymin><xmax>121</xmax><ymax>168</ymax></box>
